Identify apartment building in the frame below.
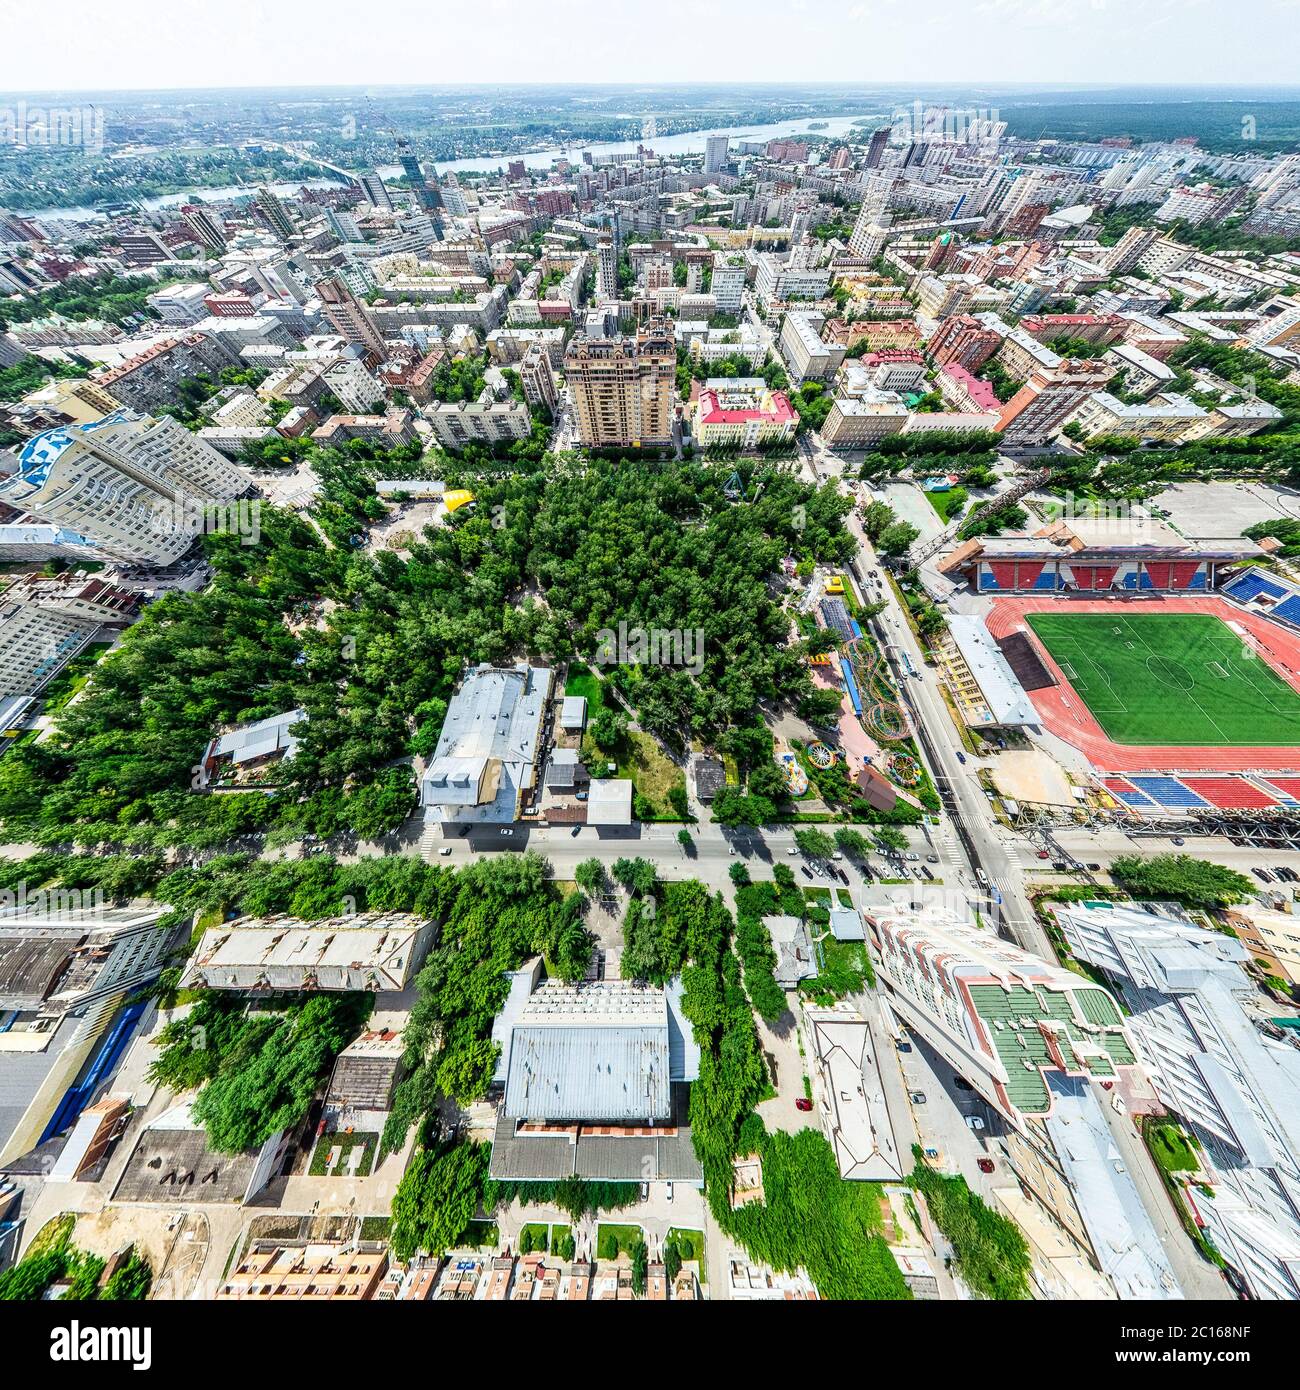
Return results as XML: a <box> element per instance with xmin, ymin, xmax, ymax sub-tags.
<box><xmin>994</xmin><ymin>360</ymin><xmax>1112</xmax><ymax>446</ymax></box>
<box><xmin>564</xmin><ymin>317</ymin><xmax>676</xmax><ymax>449</ymax></box>
<box><xmin>1055</xmin><ymin>901</ymin><xmax>1300</xmax><ymax>1301</ymax></box>
<box><xmin>0</xmin><ymin>410</ymin><xmax>248</xmax><ymax>566</ymax></box>
<box><xmin>926</xmin><ymin>314</ymin><xmax>1002</xmax><ymax>372</ymax></box>
<box><xmin>316</xmin><ymin>273</ymin><xmax>388</xmax><ymax>361</ymax></box>
<box><xmin>820</xmin><ymin>391</ymin><xmax>909</xmax><ymax>448</ymax></box>
<box><xmin>518</xmin><ymin>346</ymin><xmax>557</xmax><ymax>414</ymax></box>
<box><xmin>1071</xmin><ymin>390</ymin><xmax>1208</xmax><ymax>443</ymax></box>
<box><xmin>692</xmin><ymin>378</ymin><xmax>798</xmax><ymax>450</ymax></box>
<box><xmin>429</xmin><ymin>399</ymin><xmax>531</xmax><ymax>451</ymax></box>
<box><xmin>778</xmin><ymin>312</ymin><xmax>846</xmax><ymax>384</ymax></box>
<box><xmin>710</xmin><ymin>251</ymin><xmax>747</xmax><ymax>313</ymax></box>
<box><xmin>867</xmin><ymin>901</ymin><xmax>1181</xmax><ymax>1301</ymax></box>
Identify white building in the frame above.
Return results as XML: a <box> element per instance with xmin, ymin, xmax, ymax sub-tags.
<box><xmin>1055</xmin><ymin>900</ymin><xmax>1300</xmax><ymax>1301</ymax></box>
<box><xmin>0</xmin><ymin>410</ymin><xmax>249</xmax><ymax>566</ymax></box>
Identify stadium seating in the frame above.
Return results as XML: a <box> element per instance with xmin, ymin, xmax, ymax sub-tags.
<box><xmin>1224</xmin><ymin>570</ymin><xmax>1287</xmax><ymax>604</ymax></box>
<box><xmin>1127</xmin><ymin>776</ymin><xmax>1209</xmax><ymax>808</ymax></box>
<box><xmin>1262</xmin><ymin>777</ymin><xmax>1300</xmax><ymax>804</ymax></box>
<box><xmin>1104</xmin><ymin>777</ymin><xmax>1154</xmax><ymax>806</ymax></box>
<box><xmin>1180</xmin><ymin>777</ymin><xmax>1278</xmax><ymax>810</ymax></box>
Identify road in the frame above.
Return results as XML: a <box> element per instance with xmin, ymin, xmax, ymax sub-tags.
<box><xmin>845</xmin><ymin>510</ymin><xmax>1054</xmax><ymax>960</ymax></box>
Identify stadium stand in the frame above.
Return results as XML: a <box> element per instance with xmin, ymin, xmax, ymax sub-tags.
<box><xmin>1261</xmin><ymin>777</ymin><xmax>1300</xmax><ymax>804</ymax></box>
<box><xmin>1180</xmin><ymin>777</ymin><xmax>1280</xmax><ymax>810</ymax></box>
<box><xmin>1127</xmin><ymin>776</ymin><xmax>1210</xmax><ymax>809</ymax></box>
<box><xmin>1105</xmin><ymin>777</ymin><xmax>1155</xmax><ymax>807</ymax></box>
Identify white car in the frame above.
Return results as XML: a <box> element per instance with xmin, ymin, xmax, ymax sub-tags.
<box><xmin>499</xmin><ymin>828</ymin><xmax>513</xmax><ymax>836</ymax></box>
<box><xmin>665</xmin><ymin>1181</ymin><xmax>674</xmax><ymax>1203</ymax></box>
<box><xmin>786</xmin><ymin>846</ymin><xmax>799</xmax><ymax>855</ymax></box>
<box><xmin>438</xmin><ymin>846</ymin><xmax>453</xmax><ymax>857</ymax></box>
<box><xmin>965</xmin><ymin>1116</ymin><xmax>985</xmax><ymax>1132</ymax></box>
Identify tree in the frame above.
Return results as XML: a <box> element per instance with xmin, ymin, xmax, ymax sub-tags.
<box><xmin>391</xmin><ymin>1140</ymin><xmax>492</xmax><ymax>1262</ymax></box>
<box><xmin>630</xmin><ymin>1237</ymin><xmax>649</xmax><ymax>1296</ymax></box>
<box><xmin>677</xmin><ymin>828</ymin><xmax>694</xmax><ymax>849</ymax></box>
<box><xmin>877</xmin><ymin>521</ymin><xmax>920</xmax><ymax>557</ymax></box>
<box><xmin>612</xmin><ymin>857</ymin><xmax>658</xmax><ymax>894</ymax></box>
<box><xmin>1110</xmin><ymin>854</ymin><xmax>1252</xmax><ymax>910</ymax></box>
<box><xmin>663</xmin><ymin>1238</ymin><xmax>682</xmax><ymax>1283</ymax></box>
<box><xmin>574</xmin><ymin>858</ymin><xmax>606</xmax><ymax>895</ymax></box>
<box><xmin>834</xmin><ymin>828</ymin><xmax>871</xmax><ymax>858</ymax></box>
<box><xmin>729</xmin><ymin>861</ymin><xmax>751</xmax><ymax>887</ymax></box>
<box><xmin>874</xmin><ymin>826</ymin><xmax>909</xmax><ymax>855</ymax></box>
<box><xmin>794</xmin><ymin>828</ymin><xmax>836</xmax><ymax>861</ymax></box>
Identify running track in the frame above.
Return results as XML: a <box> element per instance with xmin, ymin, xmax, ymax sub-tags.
<box><xmin>985</xmin><ymin>594</ymin><xmax>1300</xmax><ymax>774</ymax></box>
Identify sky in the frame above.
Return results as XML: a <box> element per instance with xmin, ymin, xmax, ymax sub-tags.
<box><xmin>2</xmin><ymin>0</ymin><xmax>1300</xmax><ymax>91</ymax></box>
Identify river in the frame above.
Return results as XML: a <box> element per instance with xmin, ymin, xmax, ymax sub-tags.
<box><xmin>39</xmin><ymin>112</ymin><xmax>878</xmax><ymax>221</ymax></box>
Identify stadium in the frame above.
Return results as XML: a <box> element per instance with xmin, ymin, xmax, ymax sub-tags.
<box><xmin>938</xmin><ymin>520</ymin><xmax>1300</xmax><ymax>815</ymax></box>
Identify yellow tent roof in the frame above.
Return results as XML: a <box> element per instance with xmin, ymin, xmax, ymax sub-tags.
<box><xmin>443</xmin><ymin>489</ymin><xmax>476</xmax><ymax>513</ymax></box>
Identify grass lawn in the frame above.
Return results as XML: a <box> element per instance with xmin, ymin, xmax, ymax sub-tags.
<box><xmin>563</xmin><ymin>662</ymin><xmax>608</xmax><ymax>713</ymax></box>
<box><xmin>802</xmin><ymin>938</ymin><xmax>874</xmax><ymax>1002</ymax></box>
<box><xmin>619</xmin><ymin>729</ymin><xmax>686</xmax><ymax>817</ymax></box>
<box><xmin>1145</xmin><ymin>1119</ymin><xmax>1199</xmax><ymax>1175</ymax></box>
<box><xmin>925</xmin><ymin>489</ymin><xmax>967</xmax><ymax>524</ymax></box>
<box><xmin>596</xmin><ymin>1222</ymin><xmax>643</xmax><ymax>1258</ymax></box>
<box><xmin>1026</xmin><ymin>612</ymin><xmax>1300</xmax><ymax>746</ymax></box>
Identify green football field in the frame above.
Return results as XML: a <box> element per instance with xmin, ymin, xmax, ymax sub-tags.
<box><xmin>1024</xmin><ymin>612</ymin><xmax>1300</xmax><ymax>746</ymax></box>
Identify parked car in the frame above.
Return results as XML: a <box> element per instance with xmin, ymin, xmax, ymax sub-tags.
<box><xmin>665</xmin><ymin>1182</ymin><xmax>673</xmax><ymax>1203</ymax></box>
<box><xmin>786</xmin><ymin>845</ymin><xmax>799</xmax><ymax>855</ymax></box>
<box><xmin>438</xmin><ymin>846</ymin><xmax>454</xmax><ymax>856</ymax></box>
<box><xmin>954</xmin><ymin>1076</ymin><xmax>973</xmax><ymax>1091</ymax></box>
<box><xmin>1086</xmin><ymin>862</ymin><xmax>1101</xmax><ymax>871</ymax></box>
<box><xmin>1254</xmin><ymin>867</ymin><xmax>1274</xmax><ymax>882</ymax></box>
<box><xmin>919</xmin><ymin>866</ymin><xmax>934</xmax><ymax>880</ymax></box>
<box><xmin>977</xmin><ymin>1158</ymin><xmax>995</xmax><ymax>1175</ymax></box>
<box><xmin>896</xmin><ymin>1039</ymin><xmax>913</xmax><ymax>1053</ymax></box>
<box><xmin>800</xmin><ymin>866</ymin><xmax>814</xmax><ymax>880</ymax></box>
<box><xmin>1036</xmin><ymin>850</ymin><xmax>1050</xmax><ymax>860</ymax></box>
<box><xmin>956</xmin><ymin>752</ymin><xmax>966</xmax><ymax>765</ymax></box>
<box><xmin>965</xmin><ymin>1116</ymin><xmax>985</xmax><ymax>1131</ymax></box>
<box><xmin>909</xmin><ymin>1091</ymin><xmax>927</xmax><ymax>1105</ymax></box>
<box><xmin>905</xmin><ymin>852</ymin><xmax>920</xmax><ymax>862</ymax></box>
<box><xmin>1171</xmin><ymin>836</ymin><xmax>1185</xmax><ymax>846</ymax></box>
<box><xmin>795</xmin><ymin>1098</ymin><xmax>813</xmax><ymax>1112</ymax></box>
<box><xmin>640</xmin><ymin>1182</ymin><xmax>649</xmax><ymax>1200</ymax></box>
<box><xmin>499</xmin><ymin>828</ymin><xmax>513</xmax><ymax>836</ymax></box>
<box><xmin>926</xmin><ymin>854</ymin><xmax>940</xmax><ymax>864</ymax></box>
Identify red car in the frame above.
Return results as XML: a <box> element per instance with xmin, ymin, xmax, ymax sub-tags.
<box><xmin>795</xmin><ymin>1098</ymin><xmax>813</xmax><ymax>1112</ymax></box>
<box><xmin>977</xmin><ymin>1158</ymin><xmax>995</xmax><ymax>1174</ymax></box>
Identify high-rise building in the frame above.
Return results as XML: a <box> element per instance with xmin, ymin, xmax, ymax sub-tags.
<box><xmin>596</xmin><ymin>230</ymin><xmax>618</xmax><ymax>300</ymax></box>
<box><xmin>710</xmin><ymin>251</ymin><xmax>747</xmax><ymax>314</ymax></box>
<box><xmin>864</xmin><ymin>126</ymin><xmax>890</xmax><ymax>169</ymax></box>
<box><xmin>0</xmin><ymin>410</ymin><xmax>248</xmax><ymax>566</ymax></box>
<box><xmin>1055</xmin><ymin>900</ymin><xmax>1300</xmax><ymax>1302</ymax></box>
<box><xmin>518</xmin><ymin>345</ymin><xmax>557</xmax><ymax>415</ymax></box>
<box><xmin>868</xmin><ymin>901</ymin><xmax>1182</xmax><ymax>1301</ymax></box>
<box><xmin>848</xmin><ymin>203</ymin><xmax>890</xmax><ymax>260</ymax></box>
<box><xmin>181</xmin><ymin>203</ymin><xmax>227</xmax><ymax>254</ymax></box>
<box><xmin>564</xmin><ymin>316</ymin><xmax>676</xmax><ymax>449</ymax></box>
<box><xmin>704</xmin><ymin>135</ymin><xmax>730</xmax><ymax>175</ymax></box>
<box><xmin>1100</xmin><ymin>224</ymin><xmax>1162</xmax><ymax>276</ymax></box>
<box><xmin>255</xmin><ymin>187</ymin><xmax>297</xmax><ymax>243</ymax></box>
<box><xmin>358</xmin><ymin>172</ymin><xmax>393</xmax><ymax>213</ymax></box>
<box><xmin>316</xmin><ymin>274</ymin><xmax>388</xmax><ymax>362</ymax></box>
<box><xmin>995</xmin><ymin>360</ymin><xmax>1112</xmax><ymax>445</ymax></box>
